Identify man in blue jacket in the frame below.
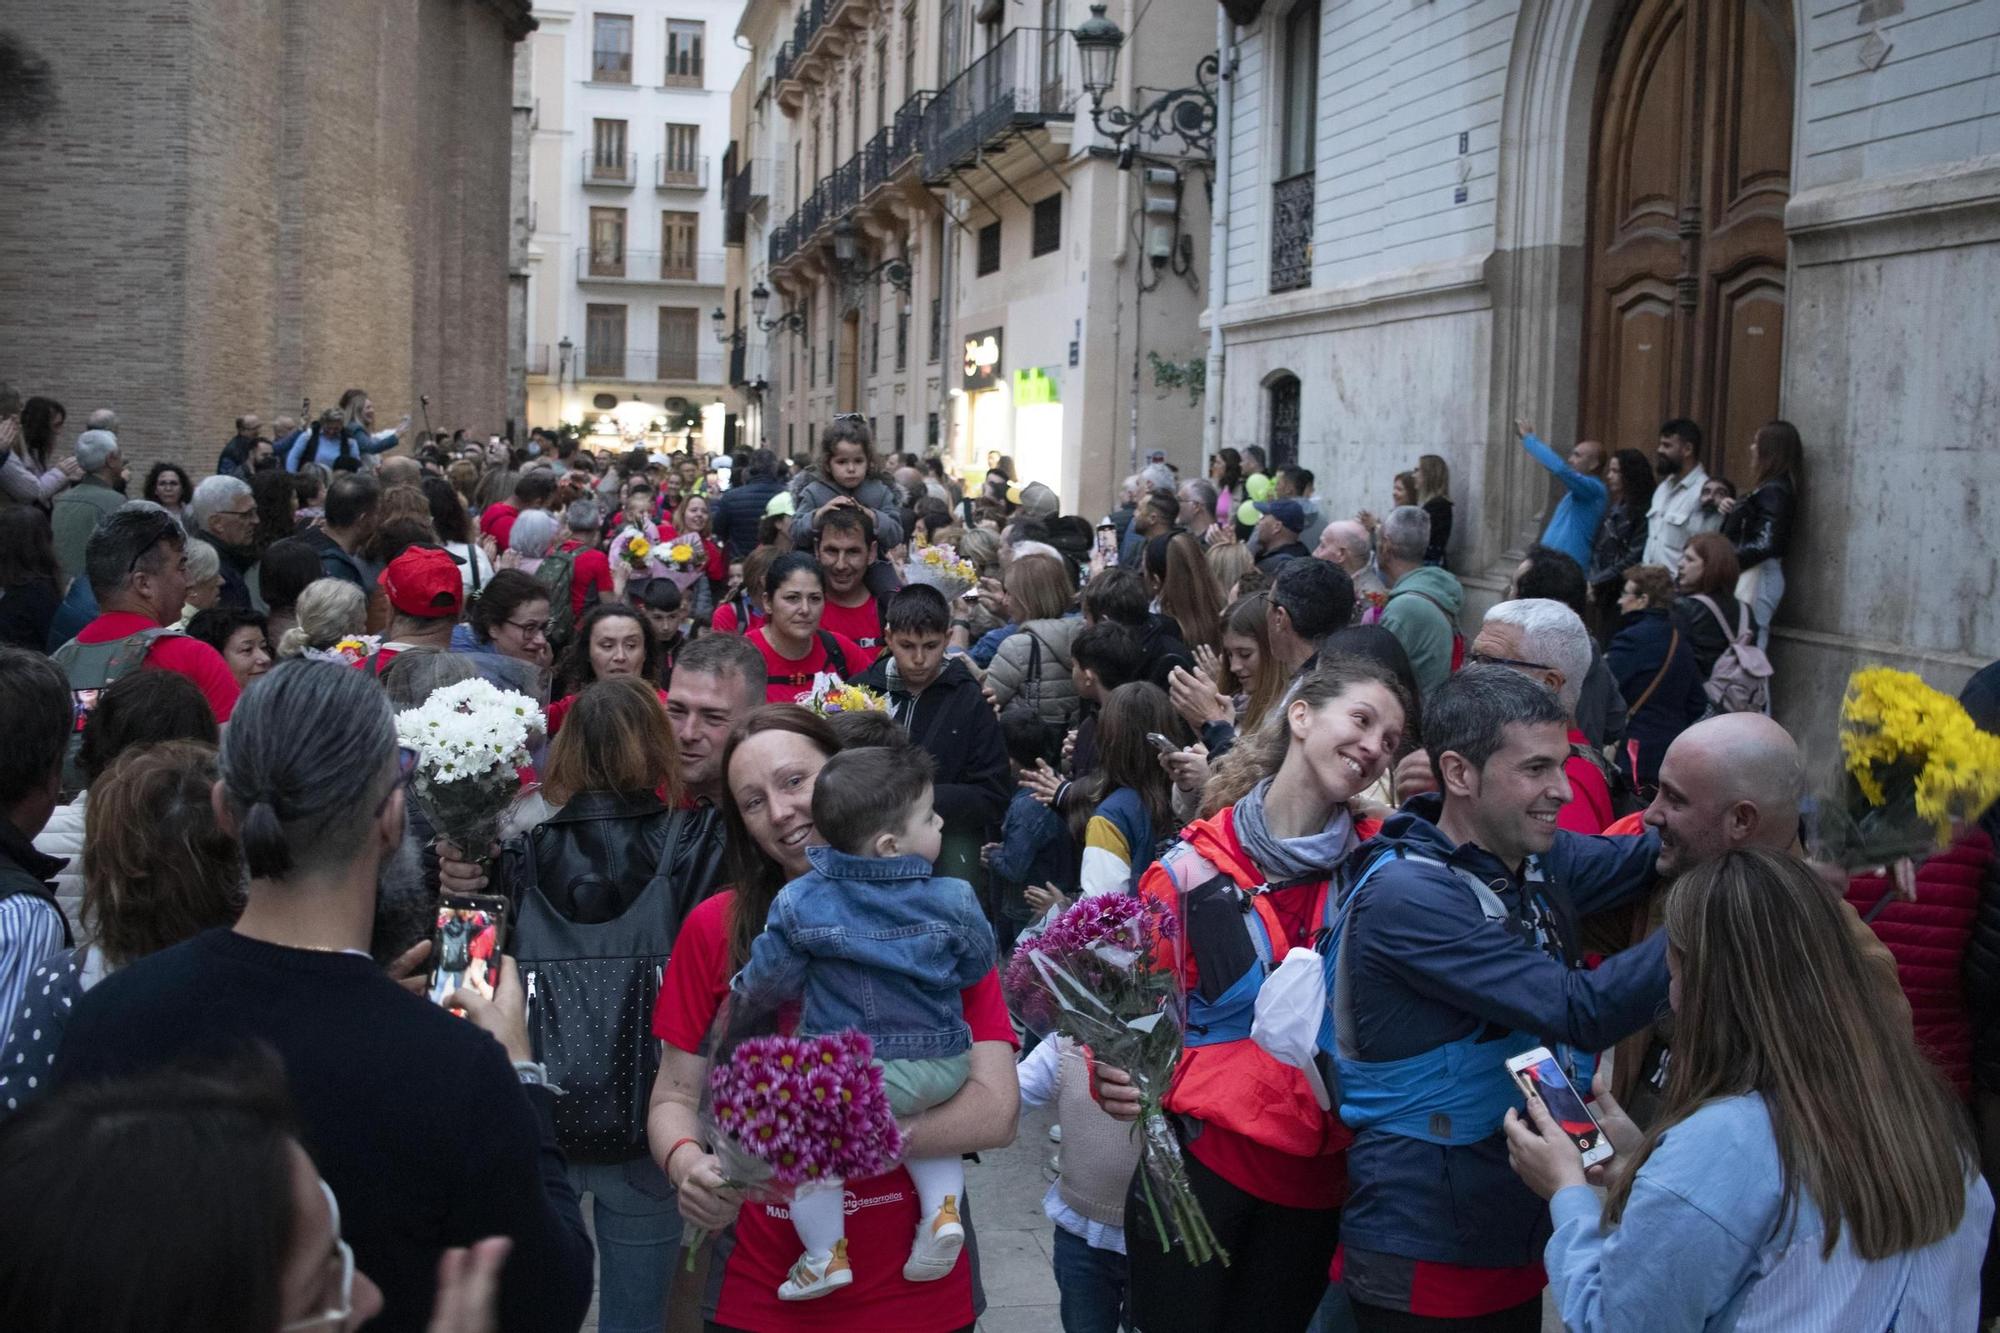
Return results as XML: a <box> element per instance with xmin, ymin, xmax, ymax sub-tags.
<box><xmin>1514</xmin><ymin>418</ymin><xmax>1607</xmax><ymax>570</ymax></box>
<box><xmin>1334</xmin><ymin>666</ymin><xmax>1668</xmax><ymax>1331</ymax></box>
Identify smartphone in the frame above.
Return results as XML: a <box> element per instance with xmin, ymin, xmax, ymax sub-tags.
<box><xmin>1506</xmin><ymin>1046</ymin><xmax>1613</xmax><ymax>1167</ymax></box>
<box><xmin>427</xmin><ymin>893</ymin><xmax>510</xmax><ymax>1012</ymax></box>
<box><xmin>1096</xmin><ymin>524</ymin><xmax>1119</xmax><ymax>558</ymax></box>
<box><xmin>1146</xmin><ymin>731</ymin><xmax>1180</xmax><ymax>756</ymax></box>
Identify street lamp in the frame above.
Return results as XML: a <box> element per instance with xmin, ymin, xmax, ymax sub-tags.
<box><xmin>556</xmin><ymin>335</ymin><xmax>573</xmax><ymax>384</ymax></box>
<box><xmin>749</xmin><ymin>281</ymin><xmax>806</xmax><ymax>335</ymax></box>
<box><xmin>829</xmin><ymin>221</ymin><xmax>913</xmax><ymax>296</ymax></box>
<box><xmin>710</xmin><ymin>305</ymin><xmax>738</xmax><ymax>347</ymax></box>
<box><xmin>1070</xmin><ymin>3</ymin><xmax>1218</xmax><ymax>161</ymax></box>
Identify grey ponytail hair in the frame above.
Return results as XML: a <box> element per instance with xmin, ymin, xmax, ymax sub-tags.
<box><xmin>221</xmin><ymin>660</ymin><xmax>398</xmax><ymax>880</ymax></box>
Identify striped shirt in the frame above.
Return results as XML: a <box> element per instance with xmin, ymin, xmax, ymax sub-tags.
<box><xmin>1545</xmin><ymin>1093</ymin><xmax>1992</xmax><ymax>1331</ymax></box>
<box><xmin>0</xmin><ymin>894</ymin><xmax>66</xmax><ymax>1053</ymax></box>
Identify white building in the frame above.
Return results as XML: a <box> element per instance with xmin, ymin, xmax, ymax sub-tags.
<box><xmin>522</xmin><ymin>0</ymin><xmax>750</xmax><ymax>450</ymax></box>
<box><xmin>1210</xmin><ymin>0</ymin><xmax>2000</xmax><ymax>736</ymax></box>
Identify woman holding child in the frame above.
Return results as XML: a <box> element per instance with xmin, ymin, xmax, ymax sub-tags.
<box><xmin>645</xmin><ymin>706</ymin><xmax>1020</xmax><ymax>1333</ymax></box>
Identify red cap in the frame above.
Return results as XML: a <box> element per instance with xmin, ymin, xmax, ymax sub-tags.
<box><xmin>381</xmin><ymin>546</ymin><xmax>464</xmax><ymax>619</ymax></box>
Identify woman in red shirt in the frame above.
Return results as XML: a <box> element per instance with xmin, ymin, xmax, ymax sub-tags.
<box><xmin>646</xmin><ymin>706</ymin><xmax>1020</xmax><ymax>1333</ymax></box>
<box><xmin>747</xmin><ymin>553</ymin><xmax>863</xmax><ymax>706</ymax></box>
<box><xmin>710</xmin><ymin>546</ymin><xmax>776</xmax><ymax>637</ymax></box>
<box><xmin>543</xmin><ymin>604</ymin><xmax>667</xmax><ymax>737</ymax></box>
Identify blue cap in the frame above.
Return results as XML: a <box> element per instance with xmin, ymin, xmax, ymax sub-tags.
<box><xmin>1253</xmin><ymin>499</ymin><xmax>1307</xmax><ymax>532</ymax></box>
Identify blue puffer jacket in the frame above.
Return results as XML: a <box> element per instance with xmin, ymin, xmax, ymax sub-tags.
<box><xmin>1334</xmin><ymin>798</ymin><xmax>1667</xmax><ymax>1270</ymax></box>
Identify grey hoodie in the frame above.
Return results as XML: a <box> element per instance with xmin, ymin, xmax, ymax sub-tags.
<box><xmin>1377</xmin><ymin>564</ymin><xmax>1465</xmax><ymax>697</ymax></box>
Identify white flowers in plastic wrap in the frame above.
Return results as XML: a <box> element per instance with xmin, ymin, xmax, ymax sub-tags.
<box><xmin>394</xmin><ymin>678</ymin><xmax>544</xmax><ymax>854</ymax></box>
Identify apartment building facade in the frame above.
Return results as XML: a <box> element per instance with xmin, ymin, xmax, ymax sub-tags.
<box><xmin>522</xmin><ymin>0</ymin><xmax>749</xmax><ymax>449</ymax></box>
<box><xmin>724</xmin><ymin>0</ymin><xmax>1215</xmax><ymax>518</ymax></box>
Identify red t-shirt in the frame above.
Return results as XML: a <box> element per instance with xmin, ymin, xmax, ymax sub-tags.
<box><xmin>710</xmin><ymin>600</ymin><xmax>766</xmax><ymax>636</ymax></box>
<box><xmin>652</xmin><ymin>891</ymin><xmax>1017</xmax><ymax>1333</ymax></box>
<box><xmin>480</xmin><ymin>501</ymin><xmax>520</xmax><ymax>548</ymax></box>
<box><xmin>748</xmin><ymin>627</ymin><xmax>864</xmax><ymax>705</ymax></box>
<box><xmin>554</xmin><ymin>539</ymin><xmax>614</xmax><ymax>619</ymax></box>
<box><xmin>75</xmin><ymin>612</ymin><xmax>240</xmax><ymax>722</ymax></box>
<box><xmin>1558</xmin><ymin>728</ymin><xmax>1614</xmax><ymax>835</ymax></box>
<box><xmin>817</xmin><ymin>595</ymin><xmax>882</xmax><ymax>670</ymax></box>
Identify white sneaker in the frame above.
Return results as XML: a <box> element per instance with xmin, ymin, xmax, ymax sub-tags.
<box><xmin>902</xmin><ymin>1194</ymin><xmax>965</xmax><ymax>1282</ymax></box>
<box><xmin>778</xmin><ymin>1239</ymin><xmax>853</xmax><ymax>1301</ymax></box>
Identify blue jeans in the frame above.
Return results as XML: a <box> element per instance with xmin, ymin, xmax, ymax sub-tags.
<box><xmin>567</xmin><ymin>1156</ymin><xmax>682</xmax><ymax>1333</ymax></box>
<box><xmin>1051</xmin><ymin>1225</ymin><xmax>1128</xmax><ymax>1333</ymax></box>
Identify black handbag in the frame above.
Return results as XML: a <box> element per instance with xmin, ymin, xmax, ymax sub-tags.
<box><xmin>512</xmin><ymin>807</ymin><xmax>708</xmax><ymax>1160</ymax></box>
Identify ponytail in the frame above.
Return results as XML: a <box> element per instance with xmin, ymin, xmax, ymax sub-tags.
<box><xmin>238</xmin><ymin>799</ymin><xmax>293</xmax><ymax>880</ymax></box>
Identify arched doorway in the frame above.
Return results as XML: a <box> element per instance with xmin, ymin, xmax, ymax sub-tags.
<box><xmin>1579</xmin><ymin>0</ymin><xmax>1793</xmax><ymax>487</ymax></box>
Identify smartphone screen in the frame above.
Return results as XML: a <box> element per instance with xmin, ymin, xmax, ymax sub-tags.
<box><xmin>1514</xmin><ymin>1052</ymin><xmax>1604</xmax><ymax>1157</ymax></box>
<box><xmin>1096</xmin><ymin>525</ymin><xmax>1118</xmax><ymax>557</ymax></box>
<box><xmin>428</xmin><ymin>894</ymin><xmax>509</xmax><ymax>1010</ymax></box>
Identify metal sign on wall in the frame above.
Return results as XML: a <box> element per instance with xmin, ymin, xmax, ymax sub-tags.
<box><xmin>962</xmin><ymin>328</ymin><xmax>1003</xmax><ymax>392</ymax></box>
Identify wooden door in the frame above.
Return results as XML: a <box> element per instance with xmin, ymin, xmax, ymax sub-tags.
<box><xmin>1580</xmin><ymin>0</ymin><xmax>1793</xmax><ymax>488</ymax></box>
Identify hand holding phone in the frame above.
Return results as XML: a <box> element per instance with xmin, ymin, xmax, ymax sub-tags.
<box><xmin>1095</xmin><ymin>524</ymin><xmax>1119</xmax><ymax>558</ymax></box>
<box><xmin>1145</xmin><ymin>731</ymin><xmax>1181</xmax><ymax>756</ymax></box>
<box><xmin>428</xmin><ymin>893</ymin><xmax>510</xmax><ymax>1013</ymax></box>
<box><xmin>1505</xmin><ymin>1046</ymin><xmax>1612</xmax><ymax>1166</ymax></box>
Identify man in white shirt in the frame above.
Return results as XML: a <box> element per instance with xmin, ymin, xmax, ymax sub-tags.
<box><xmin>1641</xmin><ymin>418</ymin><xmax>1710</xmax><ymax>570</ymax></box>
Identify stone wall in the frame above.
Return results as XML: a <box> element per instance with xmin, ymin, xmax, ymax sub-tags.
<box><xmin>0</xmin><ymin>0</ymin><xmax>532</xmax><ymax>474</ymax></box>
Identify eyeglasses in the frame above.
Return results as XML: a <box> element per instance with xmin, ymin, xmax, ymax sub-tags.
<box><xmin>505</xmin><ymin>618</ymin><xmax>550</xmax><ymax>639</ymax></box>
<box><xmin>1468</xmin><ymin>651</ymin><xmax>1557</xmax><ymax>674</ymax></box>
<box><xmin>278</xmin><ymin>1180</ymin><xmax>356</xmax><ymax>1332</ymax></box>
<box><xmin>221</xmin><ymin>506</ymin><xmax>258</xmax><ymax>521</ymax></box>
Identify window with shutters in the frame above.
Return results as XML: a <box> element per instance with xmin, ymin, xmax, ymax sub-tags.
<box><xmin>976</xmin><ymin>221</ymin><xmax>1000</xmax><ymax>276</ymax></box>
<box><xmin>1032</xmin><ymin>194</ymin><xmax>1061</xmax><ymax>257</ymax></box>
<box><xmin>662</xmin><ymin>123</ymin><xmax>700</xmax><ymax>185</ymax></box>
<box><xmin>592</xmin><ymin>119</ymin><xmax>630</xmax><ymax>183</ymax></box>
<box><xmin>664</xmin><ymin>19</ymin><xmax>705</xmax><ymax>87</ymax></box>
<box><xmin>589</xmin><ymin>207</ymin><xmax>627</xmax><ymax>276</ymax></box>
<box><xmin>658</xmin><ymin>308</ymin><xmax>700</xmax><ymax>380</ymax></box>
<box><xmin>661</xmin><ymin>211</ymin><xmax>698</xmax><ymax>279</ymax></box>
<box><xmin>586</xmin><ymin>304</ymin><xmax>627</xmax><ymax>377</ymax></box>
<box><xmin>593</xmin><ymin>14</ymin><xmax>633</xmax><ymax>83</ymax></box>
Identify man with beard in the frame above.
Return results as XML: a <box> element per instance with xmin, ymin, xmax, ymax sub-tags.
<box><xmin>811</xmin><ymin>505</ymin><xmax>885</xmax><ymax>670</ymax></box>
<box><xmin>185</xmin><ymin>475</ymin><xmax>260</xmax><ymax>609</ymax></box>
<box><xmin>1640</xmin><ymin>417</ymin><xmax>1710</xmax><ymax>571</ymax></box>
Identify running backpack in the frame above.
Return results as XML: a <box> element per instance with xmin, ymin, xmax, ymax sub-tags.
<box><xmin>1690</xmin><ymin>595</ymin><xmax>1773</xmax><ymax>714</ymax></box>
<box><xmin>51</xmin><ymin>627</ymin><xmax>181</xmax><ymax>794</ymax></box>
<box><xmin>535</xmin><ymin>550</ymin><xmax>578</xmax><ymax>649</ymax></box>
<box><xmin>1403</xmin><ymin>589</ymin><xmax>1467</xmax><ymax>673</ymax></box>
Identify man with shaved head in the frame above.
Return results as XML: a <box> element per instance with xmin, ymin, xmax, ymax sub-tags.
<box><xmin>1610</xmin><ymin>712</ymin><xmax>1909</xmax><ymax>1120</ymax></box>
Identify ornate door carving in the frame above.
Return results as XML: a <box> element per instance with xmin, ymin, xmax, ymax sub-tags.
<box><xmin>1581</xmin><ymin>0</ymin><xmax>1793</xmax><ymax>487</ymax></box>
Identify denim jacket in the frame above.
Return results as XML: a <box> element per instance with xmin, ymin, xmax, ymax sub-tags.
<box><xmin>733</xmin><ymin>844</ymin><xmax>996</xmax><ymax>1060</ymax></box>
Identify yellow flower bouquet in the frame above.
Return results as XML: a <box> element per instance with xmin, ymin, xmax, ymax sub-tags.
<box><xmin>902</xmin><ymin>541</ymin><xmax>978</xmax><ymax>600</ymax></box>
<box><xmin>798</xmin><ymin>675</ymin><xmax>889</xmax><ymax>716</ymax></box>
<box><xmin>620</xmin><ymin>533</ymin><xmax>653</xmax><ymax>572</ymax></box>
<box><xmin>1811</xmin><ymin>667</ymin><xmax>2000</xmax><ymax>867</ymax></box>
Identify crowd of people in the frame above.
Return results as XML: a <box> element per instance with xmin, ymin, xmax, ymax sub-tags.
<box><xmin>0</xmin><ymin>387</ymin><xmax>1994</xmax><ymax>1333</ymax></box>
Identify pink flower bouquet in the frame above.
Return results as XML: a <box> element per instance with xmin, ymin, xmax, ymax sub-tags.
<box><xmin>1003</xmin><ymin>894</ymin><xmax>1226</xmax><ymax>1265</ymax></box>
<box><xmin>682</xmin><ymin>1030</ymin><xmax>904</xmax><ymax>1266</ymax></box>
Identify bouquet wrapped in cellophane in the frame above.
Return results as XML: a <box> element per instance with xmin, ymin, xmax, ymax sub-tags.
<box><xmin>797</xmin><ymin>673</ymin><xmax>888</xmax><ymax>716</ymax></box>
<box><xmin>902</xmin><ymin>541</ymin><xmax>978</xmax><ymax>602</ymax></box>
<box><xmin>680</xmin><ymin>1030</ymin><xmax>904</xmax><ymax>1267</ymax></box>
<box><xmin>1002</xmin><ymin>894</ymin><xmax>1226</xmax><ymax>1266</ymax></box>
<box><xmin>393</xmin><ymin>678</ymin><xmax>542</xmax><ymax>858</ymax></box>
<box><xmin>1810</xmin><ymin>667</ymin><xmax>2000</xmax><ymax>868</ymax></box>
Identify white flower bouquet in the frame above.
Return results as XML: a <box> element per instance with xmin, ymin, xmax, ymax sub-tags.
<box><xmin>394</xmin><ymin>678</ymin><xmax>543</xmax><ymax>857</ymax></box>
<box><xmin>903</xmin><ymin>541</ymin><xmax>978</xmax><ymax>601</ymax></box>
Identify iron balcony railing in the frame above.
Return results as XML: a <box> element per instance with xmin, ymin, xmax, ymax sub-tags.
<box><xmin>729</xmin><ymin>157</ymin><xmax>770</xmax><ymax>212</ymax></box>
<box><xmin>582</xmin><ymin>151</ymin><xmax>637</xmax><ymax>186</ymax></box>
<box><xmin>921</xmin><ymin>27</ymin><xmax>1074</xmax><ymax>179</ymax></box>
<box><xmin>799</xmin><ymin>178</ymin><xmax>826</xmax><ymax>238</ymax></box>
<box><xmin>580</xmin><ymin>346</ymin><xmax>727</xmax><ymax>383</ymax></box>
<box><xmin>655</xmin><ymin>154</ymin><xmax>710</xmax><ymax>189</ymax></box>
<box><xmin>575</xmin><ymin>248</ymin><xmax>729</xmax><ymax>285</ymax></box>
<box><xmin>861</xmin><ymin>128</ymin><xmax>890</xmax><ymax>194</ymax></box>
<box><xmin>891</xmin><ymin>92</ymin><xmax>932</xmax><ymax>164</ymax></box>
<box><xmin>768</xmin><ymin>218</ymin><xmax>794</xmax><ymax>267</ymax></box>
<box><xmin>773</xmin><ymin>41</ymin><xmax>793</xmax><ymax>86</ymax></box>
<box><xmin>829</xmin><ymin>157</ymin><xmax>860</xmax><ymax>216</ymax></box>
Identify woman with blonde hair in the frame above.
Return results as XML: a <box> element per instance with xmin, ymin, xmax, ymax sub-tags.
<box><xmin>275</xmin><ymin>578</ymin><xmax>367</xmax><ymax>658</ymax></box>
<box><xmin>1204</xmin><ymin>540</ymin><xmax>1255</xmax><ymax>604</ymax></box>
<box><xmin>1416</xmin><ymin>453</ymin><xmax>1453</xmax><ymax>567</ymax></box>
<box><xmin>984</xmin><ymin>552</ymin><xmax>1082</xmax><ymax>728</ymax></box>
<box><xmin>1506</xmin><ymin>847</ymin><xmax>1992</xmax><ymax>1329</ymax></box>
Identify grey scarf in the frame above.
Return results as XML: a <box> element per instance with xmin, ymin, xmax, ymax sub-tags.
<box><xmin>1231</xmin><ymin>778</ymin><xmax>1356</xmax><ymax>887</ymax></box>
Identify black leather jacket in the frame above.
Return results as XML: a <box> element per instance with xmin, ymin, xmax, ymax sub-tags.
<box><xmin>498</xmin><ymin>790</ymin><xmax>727</xmax><ymax>940</ymax></box>
<box><xmin>1721</xmin><ymin>478</ymin><xmax>1794</xmax><ymax>569</ymax></box>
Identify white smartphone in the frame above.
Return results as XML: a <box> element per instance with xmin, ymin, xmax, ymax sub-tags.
<box><xmin>1505</xmin><ymin>1046</ymin><xmax>1613</xmax><ymax>1167</ymax></box>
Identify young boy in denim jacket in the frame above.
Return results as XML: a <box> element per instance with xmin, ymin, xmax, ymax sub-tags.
<box><xmin>732</xmin><ymin>745</ymin><xmax>998</xmax><ymax>1301</ymax></box>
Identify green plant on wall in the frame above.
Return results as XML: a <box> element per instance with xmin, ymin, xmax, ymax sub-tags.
<box><xmin>1147</xmin><ymin>351</ymin><xmax>1206</xmax><ymax>405</ymax></box>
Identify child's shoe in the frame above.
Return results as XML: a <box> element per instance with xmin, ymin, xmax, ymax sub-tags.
<box><xmin>779</xmin><ymin>1238</ymin><xmax>853</xmax><ymax>1300</ymax></box>
<box><xmin>902</xmin><ymin>1194</ymin><xmax>965</xmax><ymax>1282</ymax></box>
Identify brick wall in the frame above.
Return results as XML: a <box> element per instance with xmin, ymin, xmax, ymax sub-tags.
<box><xmin>0</xmin><ymin>0</ymin><xmax>532</xmax><ymax>476</ymax></box>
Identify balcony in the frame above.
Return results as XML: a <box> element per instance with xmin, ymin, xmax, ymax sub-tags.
<box><xmin>829</xmin><ymin>157</ymin><xmax>860</xmax><ymax>217</ymax></box>
<box><xmin>1270</xmin><ymin>172</ymin><xmax>1314</xmax><ymax>294</ymax></box>
<box><xmin>892</xmin><ymin>92</ymin><xmax>932</xmax><ymax>164</ymax></box>
<box><xmin>655</xmin><ymin>154</ymin><xmax>710</xmax><ymax>190</ymax></box>
<box><xmin>860</xmin><ymin>128</ymin><xmax>890</xmax><ymax>195</ymax></box>
<box><xmin>729</xmin><ymin>157</ymin><xmax>771</xmax><ymax>213</ymax></box>
<box><xmin>582</xmin><ymin>151</ymin><xmax>637</xmax><ymax>187</ymax></box>
<box><xmin>922</xmin><ymin>27</ymin><xmax>1074</xmax><ymax>180</ymax></box>
<box><xmin>798</xmin><ymin>178</ymin><xmax>826</xmax><ymax>240</ymax></box>
<box><xmin>773</xmin><ymin>41</ymin><xmax>793</xmax><ymax>88</ymax></box>
<box><xmin>768</xmin><ymin>217</ymin><xmax>794</xmax><ymax>268</ymax></box>
<box><xmin>579</xmin><ymin>346</ymin><xmax>727</xmax><ymax>384</ymax></box>
<box><xmin>575</xmin><ymin>248</ymin><xmax>729</xmax><ymax>286</ymax></box>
